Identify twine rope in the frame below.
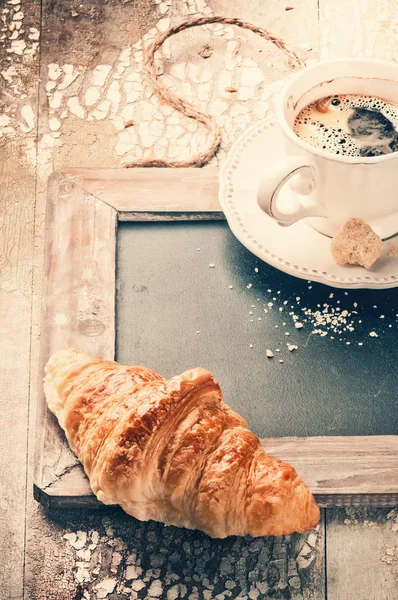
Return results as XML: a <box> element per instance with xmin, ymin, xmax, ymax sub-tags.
<box><xmin>124</xmin><ymin>16</ymin><xmax>303</xmax><ymax>169</ymax></box>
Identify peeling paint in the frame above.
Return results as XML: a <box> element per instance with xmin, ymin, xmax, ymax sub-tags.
<box><xmin>33</xmin><ymin>0</ymin><xmax>289</xmax><ymax>168</ymax></box>
<box><xmin>57</xmin><ymin>516</ymin><xmax>321</xmax><ymax>599</ymax></box>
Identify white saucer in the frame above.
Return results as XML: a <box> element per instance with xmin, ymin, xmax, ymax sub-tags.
<box><xmin>219</xmin><ymin>116</ymin><xmax>398</xmax><ymax>289</ymax></box>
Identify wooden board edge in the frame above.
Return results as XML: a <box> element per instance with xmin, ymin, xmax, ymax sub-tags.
<box><xmin>52</xmin><ymin>167</ymin><xmax>222</xmax><ymax>213</ymax></box>
<box><xmin>34</xmin><ymin>487</ymin><xmax>398</xmax><ymax>511</ymax></box>
<box><xmin>33</xmin><ymin>172</ymin><xmax>118</xmax><ymax>495</ymax></box>
<box><xmin>34</xmin><ymin>171</ymin><xmax>398</xmax><ymax>510</ymax></box>
<box><xmin>34</xmin><ymin>434</ymin><xmax>398</xmax><ymax>508</ymax></box>
<box><xmin>117</xmin><ymin>211</ymin><xmax>225</xmax><ymax>222</ymax></box>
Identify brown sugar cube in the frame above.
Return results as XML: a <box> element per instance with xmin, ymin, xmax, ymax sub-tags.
<box><xmin>331</xmin><ymin>218</ymin><xmax>383</xmax><ymax>270</ymax></box>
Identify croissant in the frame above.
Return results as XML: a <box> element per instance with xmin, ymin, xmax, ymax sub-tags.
<box><xmin>44</xmin><ymin>348</ymin><xmax>320</xmax><ymax>538</ymax></box>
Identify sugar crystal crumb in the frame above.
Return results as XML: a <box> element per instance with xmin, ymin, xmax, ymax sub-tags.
<box><xmin>229</xmin><ymin>285</ymin><xmax>233</xmax><ymax>289</ymax></box>
<box><xmin>369</xmin><ymin>331</ymin><xmax>378</xmax><ymax>337</ymax></box>
<box><xmin>266</xmin><ymin>349</ymin><xmax>274</xmax><ymax>358</ymax></box>
<box><xmin>249</xmin><ymin>343</ymin><xmax>253</xmax><ymax>348</ymax></box>
<box><xmin>279</xmin><ymin>359</ymin><xmax>284</xmax><ymax>363</ymax></box>
<box><xmin>209</xmin><ymin>263</ymin><xmax>215</xmax><ymax>268</ymax></box>
<box><xmin>287</xmin><ymin>344</ymin><xmax>298</xmax><ymax>352</ymax></box>
<box><xmin>254</xmin><ymin>267</ymin><xmax>259</xmax><ymax>272</ymax></box>
<box><xmin>247</xmin><ymin>283</ymin><xmax>253</xmax><ymax>289</ymax></box>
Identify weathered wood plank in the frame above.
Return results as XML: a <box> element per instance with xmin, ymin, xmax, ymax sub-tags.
<box><xmin>0</xmin><ymin>140</ymin><xmax>35</xmax><ymax>600</ymax></box>
<box><xmin>319</xmin><ymin>0</ymin><xmax>398</xmax><ymax>61</ymax></box>
<box><xmin>326</xmin><ymin>508</ymin><xmax>398</xmax><ymax>600</ymax></box>
<box><xmin>34</xmin><ymin>171</ymin><xmax>398</xmax><ymax>509</ymax></box>
<box><xmin>62</xmin><ymin>167</ymin><xmax>221</xmax><ymax>212</ymax></box>
<box><xmin>33</xmin><ymin>174</ymin><xmax>117</xmax><ymax>497</ymax></box>
<box><xmin>0</xmin><ymin>0</ymin><xmax>40</xmax><ymax>598</ymax></box>
<box><xmin>34</xmin><ymin>434</ymin><xmax>398</xmax><ymax>508</ymax></box>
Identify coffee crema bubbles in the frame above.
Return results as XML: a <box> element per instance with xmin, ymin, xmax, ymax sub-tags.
<box><xmin>293</xmin><ymin>94</ymin><xmax>398</xmax><ymax>157</ymax></box>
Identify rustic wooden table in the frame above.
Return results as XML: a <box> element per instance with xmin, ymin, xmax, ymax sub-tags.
<box><xmin>1</xmin><ymin>1</ymin><xmax>398</xmax><ymax>599</ymax></box>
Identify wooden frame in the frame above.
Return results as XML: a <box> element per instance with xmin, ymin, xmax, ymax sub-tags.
<box><xmin>34</xmin><ymin>168</ymin><xmax>398</xmax><ymax>509</ymax></box>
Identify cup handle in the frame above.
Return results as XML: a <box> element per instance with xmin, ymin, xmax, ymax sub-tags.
<box><xmin>257</xmin><ymin>157</ymin><xmax>327</xmax><ymax>226</ymax></box>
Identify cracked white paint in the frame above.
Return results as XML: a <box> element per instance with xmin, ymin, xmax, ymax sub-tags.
<box><xmin>20</xmin><ymin>104</ymin><xmax>35</xmax><ymax>133</ymax></box>
<box><xmin>8</xmin><ymin>39</ymin><xmax>25</xmax><ymax>54</ymax></box>
<box><xmin>9</xmin><ymin>0</ymin><xmax>305</xmax><ymax>211</ymax></box>
<box><xmin>0</xmin><ymin>115</ymin><xmax>11</xmax><ymax>128</ymax></box>
<box><xmin>91</xmin><ymin>64</ymin><xmax>112</xmax><ymax>87</ymax></box>
<box><xmin>94</xmin><ymin>578</ymin><xmax>117</xmax><ymax>598</ymax></box>
<box><xmin>49</xmin><ymin>91</ymin><xmax>63</xmax><ymax>110</ymax></box>
<box><xmin>67</xmin><ymin>96</ymin><xmax>85</xmax><ymax>119</ymax></box>
<box><xmin>29</xmin><ymin>27</ymin><xmax>39</xmax><ymax>41</ymax></box>
<box><xmin>49</xmin><ymin>117</ymin><xmax>61</xmax><ymax>131</ymax></box>
<box><xmin>85</xmin><ymin>86</ymin><xmax>101</xmax><ymax>107</ymax></box>
<box><xmin>48</xmin><ymin>63</ymin><xmax>63</xmax><ymax>81</ymax></box>
<box><xmin>0</xmin><ymin>2</ymin><xmax>40</xmax><ymax>139</ymax></box>
<box><xmin>58</xmin><ymin>66</ymin><xmax>80</xmax><ymax>91</ymax></box>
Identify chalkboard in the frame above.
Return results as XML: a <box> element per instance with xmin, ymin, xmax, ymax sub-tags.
<box><xmin>116</xmin><ymin>221</ymin><xmax>398</xmax><ymax>439</ymax></box>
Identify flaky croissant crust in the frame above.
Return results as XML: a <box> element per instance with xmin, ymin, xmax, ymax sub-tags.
<box><xmin>44</xmin><ymin>348</ymin><xmax>320</xmax><ymax>538</ymax></box>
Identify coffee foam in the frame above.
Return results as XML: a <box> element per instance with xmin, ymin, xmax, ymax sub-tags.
<box><xmin>293</xmin><ymin>94</ymin><xmax>398</xmax><ymax>157</ymax></box>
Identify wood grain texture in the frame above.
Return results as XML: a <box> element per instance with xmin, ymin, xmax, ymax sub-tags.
<box><xmin>0</xmin><ymin>140</ymin><xmax>35</xmax><ymax>600</ymax></box>
<box><xmin>319</xmin><ymin>0</ymin><xmax>398</xmax><ymax>61</ymax></box>
<box><xmin>34</xmin><ymin>172</ymin><xmax>117</xmax><ymax>498</ymax></box>
<box><xmin>34</xmin><ymin>170</ymin><xmax>398</xmax><ymax>509</ymax></box>
<box><xmin>326</xmin><ymin>509</ymin><xmax>398</xmax><ymax>600</ymax></box>
<box><xmin>35</xmin><ymin>431</ymin><xmax>398</xmax><ymax>508</ymax></box>
<box><xmin>63</xmin><ymin>167</ymin><xmax>221</xmax><ymax>212</ymax></box>
<box><xmin>0</xmin><ymin>0</ymin><xmax>40</xmax><ymax>597</ymax></box>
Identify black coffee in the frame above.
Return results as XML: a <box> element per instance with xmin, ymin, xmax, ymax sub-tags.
<box><xmin>293</xmin><ymin>94</ymin><xmax>398</xmax><ymax>157</ymax></box>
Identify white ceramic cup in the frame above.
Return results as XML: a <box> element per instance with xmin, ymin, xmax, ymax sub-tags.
<box><xmin>257</xmin><ymin>58</ymin><xmax>398</xmax><ymax>239</ymax></box>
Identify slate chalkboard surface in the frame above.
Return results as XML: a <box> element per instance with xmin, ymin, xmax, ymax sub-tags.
<box><xmin>117</xmin><ymin>221</ymin><xmax>398</xmax><ymax>439</ymax></box>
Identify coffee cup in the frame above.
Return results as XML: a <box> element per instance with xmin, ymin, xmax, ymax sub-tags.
<box><xmin>257</xmin><ymin>59</ymin><xmax>398</xmax><ymax>239</ymax></box>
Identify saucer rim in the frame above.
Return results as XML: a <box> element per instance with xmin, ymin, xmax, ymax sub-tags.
<box><xmin>218</xmin><ymin>115</ymin><xmax>398</xmax><ymax>290</ymax></box>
